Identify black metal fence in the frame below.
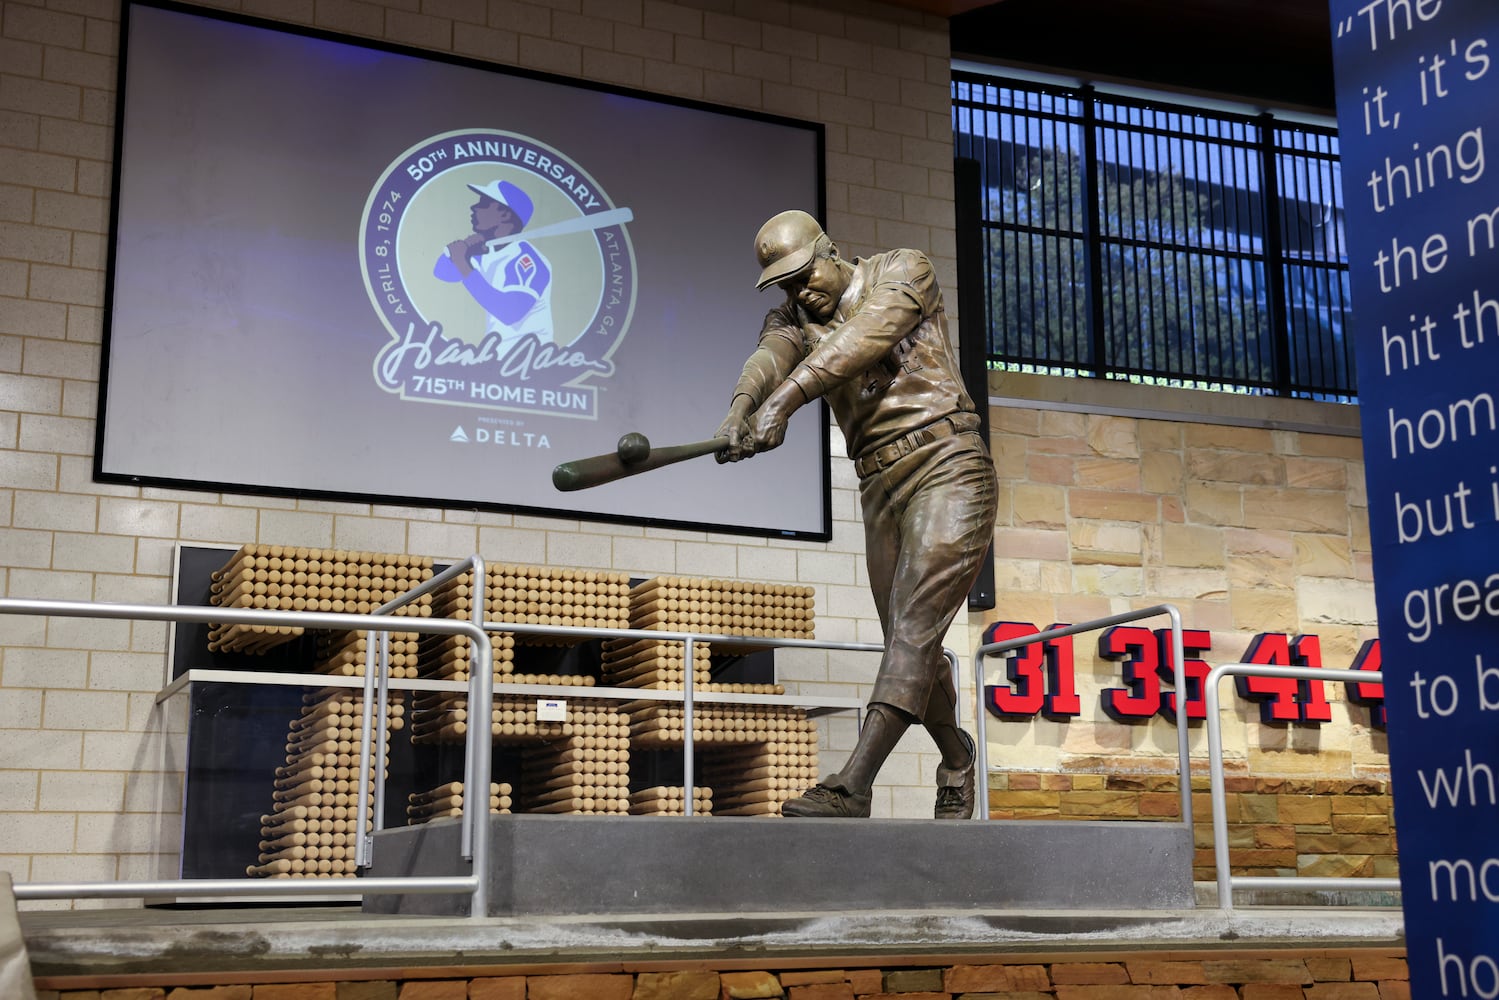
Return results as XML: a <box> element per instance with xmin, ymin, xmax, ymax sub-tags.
<box><xmin>953</xmin><ymin>71</ymin><xmax>1353</xmax><ymax>401</ymax></box>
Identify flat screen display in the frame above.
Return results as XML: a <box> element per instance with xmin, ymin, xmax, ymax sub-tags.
<box><xmin>98</xmin><ymin>1</ymin><xmax>830</xmax><ymax>539</ymax></box>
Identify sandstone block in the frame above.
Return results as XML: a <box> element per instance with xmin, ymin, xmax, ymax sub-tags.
<box><xmin>1204</xmin><ymin>959</ymin><xmax>1310</xmax><ymax>983</ymax></box>
<box><xmin>1305</xmin><ymin>958</ymin><xmax>1352</xmax><ymax>982</ymax></box>
<box><xmin>337</xmin><ymin>985</ymin><xmax>398</xmax><ymax>1000</ymax></box>
<box><xmin>1285</xmin><ymin>456</ymin><xmax>1347</xmax><ymax>490</ymax></box>
<box><xmin>1086</xmin><ymin>414</ymin><xmax>1138</xmax><ymax>458</ymax></box>
<box><xmin>786</xmin><ymin>985</ymin><xmax>853</xmax><ymax>1000</ymax></box>
<box><xmin>1055</xmin><ymin>987</ymin><xmax>1185</xmax><ymax>999</ymax></box>
<box><xmin>1141</xmin><ymin>451</ymin><xmax>1183</xmax><ymax>494</ymax></box>
<box><xmin>1243</xmin><ymin>488</ymin><xmax>1350</xmax><ymax>533</ymax></box>
<box><xmin>629</xmin><ymin>974</ymin><xmax>719</xmax><ymax>1000</ymax></box>
<box><xmin>1028</xmin><ymin>453</ymin><xmax>1076</xmax><ymax>484</ymax></box>
<box><xmin>779</xmin><ymin>973</ymin><xmax>843</xmax><ymax>987</ymax></box>
<box><xmin>1012</xmin><ymin>483</ymin><xmax>1067</xmax><ymax>528</ymax></box>
<box><xmin>943</xmin><ymin>964</ymin><xmax>1049</xmax><ymax>992</ymax></box>
<box><xmin>469</xmin><ymin>978</ymin><xmax>526</xmax><ymax>1000</ymax></box>
<box><xmin>1277</xmin><ymin>795</ymin><xmax>1332</xmax><ymax>825</ymax></box>
<box><xmin>1239</xmin><ymin>986</ymin><xmax>1306</xmax><ymax>1000</ymax></box>
<box><xmin>255</xmin><ymin>987</ymin><xmax>337</xmax><ymax>1000</ymax></box>
<box><xmin>529</xmin><ymin>974</ymin><xmax>633</xmax><ymax>1000</ymax></box>
<box><xmin>881</xmin><ymin>969</ymin><xmax>942</xmax><ymax>992</ymax></box>
<box><xmin>1126</xmin><ymin>959</ymin><xmax>1207</xmax><ymax>984</ymax></box>
<box><xmin>1185</xmin><ymin>424</ymin><xmax>1274</xmax><ymax>452</ymax></box>
<box><xmin>1068</xmin><ymin>488</ymin><xmax>1160</xmax><ymax>522</ymax></box>
<box><xmin>395</xmin><ymin>983</ymin><xmax>465</xmax><ymax>1000</ymax></box>
<box><xmin>1050</xmin><ymin>963</ymin><xmax>1129</xmax><ymax>985</ymax></box>
<box><xmin>1184</xmin><ymin>482</ymin><xmax>1243</xmax><ymax>527</ymax></box>
<box><xmin>1303</xmin><ymin>983</ymin><xmax>1379</xmax><ymax>999</ymax></box>
<box><xmin>1187</xmin><ymin>449</ymin><xmax>1283</xmax><ymax>485</ymax></box>
<box><xmin>1161</xmin><ymin>524</ymin><xmax>1225</xmax><ymax>568</ymax></box>
<box><xmin>1075</xmin><ymin>456</ymin><xmax>1141</xmax><ymax>490</ymax></box>
<box><xmin>1349</xmin><ymin>956</ymin><xmax>1407</xmax><ymax>981</ymax></box>
<box><xmin>720</xmin><ymin>972</ymin><xmax>784</xmax><ymax>999</ymax></box>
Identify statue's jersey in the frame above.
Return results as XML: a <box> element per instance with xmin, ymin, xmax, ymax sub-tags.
<box><xmin>748</xmin><ymin>248</ymin><xmax>978</xmax><ymax>462</ymax></box>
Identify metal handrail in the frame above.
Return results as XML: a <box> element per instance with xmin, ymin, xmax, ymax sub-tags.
<box><xmin>972</xmin><ymin>604</ymin><xmax>1191</xmax><ymax>826</ymax></box>
<box><xmin>1205</xmin><ymin>661</ymin><xmax>1399</xmax><ymax>910</ymax></box>
<box><xmin>0</xmin><ymin>595</ymin><xmax>492</xmax><ymax>911</ymax></box>
<box><xmin>0</xmin><ymin>569</ymin><xmax>891</xmax><ymax>902</ymax></box>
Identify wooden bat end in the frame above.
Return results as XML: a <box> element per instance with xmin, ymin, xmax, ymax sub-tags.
<box><xmin>552</xmin><ymin>463</ymin><xmax>586</xmax><ymax>492</ymax></box>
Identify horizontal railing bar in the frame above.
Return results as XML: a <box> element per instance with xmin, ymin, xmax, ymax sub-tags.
<box><xmin>13</xmin><ymin>876</ymin><xmax>477</xmax><ymax>900</ymax></box>
<box><xmin>481</xmin><ymin>620</ymin><xmax>886</xmax><ymax>653</ymax></box>
<box><xmin>155</xmin><ymin>669</ymin><xmax>470</xmax><ymax>704</ymax></box>
<box><xmin>975</xmin><ymin>604</ymin><xmax>1180</xmax><ymax>656</ymax></box>
<box><xmin>1229</xmin><ymin>877</ymin><xmax>1401</xmax><ymax>893</ymax></box>
<box><xmin>0</xmin><ymin>598</ymin><xmax>479</xmax><ymax>636</ymax></box>
<box><xmin>158</xmin><ymin>670</ymin><xmax>865</xmax><ymax>710</ymax></box>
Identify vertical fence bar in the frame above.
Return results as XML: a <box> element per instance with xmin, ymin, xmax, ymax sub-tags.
<box><xmin>1081</xmin><ymin>85</ymin><xmax>1106</xmax><ymax>375</ymax></box>
<box><xmin>683</xmin><ymin>635</ymin><xmax>697</xmax><ymax>817</ymax></box>
<box><xmin>355</xmin><ymin>638</ymin><xmax>378</xmax><ymax>868</ymax></box>
<box><xmin>373</xmin><ymin>629</ymin><xmax>392</xmax><ymax>838</ymax></box>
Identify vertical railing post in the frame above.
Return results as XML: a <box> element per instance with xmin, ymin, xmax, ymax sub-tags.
<box><xmin>465</xmin><ymin>557</ymin><xmax>490</xmax><ymax>917</ymax></box>
<box><xmin>683</xmin><ymin>636</ymin><xmax>697</xmax><ymax>817</ymax></box>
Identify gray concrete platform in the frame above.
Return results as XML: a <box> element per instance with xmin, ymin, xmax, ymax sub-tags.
<box><xmin>13</xmin><ymin>818</ymin><xmax>1405</xmax><ymax>981</ymax></box>
<box><xmin>363</xmin><ymin>815</ymin><xmax>1195</xmax><ymax>916</ymax></box>
<box><xmin>17</xmin><ymin>901</ymin><xmax>1405</xmax><ymax>979</ymax></box>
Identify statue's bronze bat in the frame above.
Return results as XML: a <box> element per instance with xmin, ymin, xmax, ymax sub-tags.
<box><xmin>552</xmin><ymin>434</ymin><xmax>730</xmax><ymax>492</ymax></box>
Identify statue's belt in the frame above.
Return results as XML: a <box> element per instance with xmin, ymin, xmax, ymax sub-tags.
<box><xmin>853</xmin><ymin>414</ymin><xmax>979</xmax><ymax>478</ymax></box>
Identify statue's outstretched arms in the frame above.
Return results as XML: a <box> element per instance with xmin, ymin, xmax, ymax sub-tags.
<box><xmin>717</xmin><ymin>317</ymin><xmax>801</xmax><ymax>463</ymax></box>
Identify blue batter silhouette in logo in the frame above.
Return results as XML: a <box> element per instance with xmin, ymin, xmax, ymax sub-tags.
<box><xmin>435</xmin><ymin>179</ymin><xmax>554</xmax><ymax>350</ymax></box>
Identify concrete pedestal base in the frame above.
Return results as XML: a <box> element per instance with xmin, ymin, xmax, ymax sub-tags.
<box><xmin>363</xmin><ymin>815</ymin><xmax>1194</xmax><ymax>916</ymax></box>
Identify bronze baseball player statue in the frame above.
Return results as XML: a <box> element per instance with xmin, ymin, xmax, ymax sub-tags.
<box><xmin>716</xmin><ymin>210</ymin><xmax>998</xmax><ymax>819</ymax></box>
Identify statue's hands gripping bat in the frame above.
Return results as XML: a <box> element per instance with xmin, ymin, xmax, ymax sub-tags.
<box><xmin>552</xmin><ymin>433</ymin><xmax>730</xmax><ymax>492</ymax></box>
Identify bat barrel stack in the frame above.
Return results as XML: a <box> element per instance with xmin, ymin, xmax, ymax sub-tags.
<box><xmin>605</xmin><ymin>575</ymin><xmax>820</xmax><ymax>815</ymax></box>
<box><xmin>516</xmin><ymin>722</ymin><xmax>631</xmax><ymax>815</ymax></box>
<box><xmin>406</xmin><ymin>780</ymin><xmax>513</xmax><ymax>825</ymax></box>
<box><xmin>208</xmin><ymin>545</ymin><xmax>434</xmax><ymax>655</ymax></box>
<box><xmin>628</xmin><ymin>785</ymin><xmax>714</xmax><ymax>816</ymax></box>
<box><xmin>250</xmin><ymin>687</ymin><xmax>402</xmax><ymax>878</ymax></box>
<box><xmin>222</xmin><ymin>540</ymin><xmax>828</xmax><ymax>846</ymax></box>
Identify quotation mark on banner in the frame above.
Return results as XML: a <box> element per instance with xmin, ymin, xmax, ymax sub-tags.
<box><xmin>1336</xmin><ymin>15</ymin><xmax>1356</xmax><ymax>38</ymax></box>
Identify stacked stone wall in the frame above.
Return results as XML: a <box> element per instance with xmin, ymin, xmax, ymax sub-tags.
<box><xmin>33</xmin><ymin>951</ymin><xmax>1412</xmax><ymax>1000</ymax></box>
<box><xmin>986</xmin><ymin>772</ymin><xmax>1398</xmax><ymax>883</ymax></box>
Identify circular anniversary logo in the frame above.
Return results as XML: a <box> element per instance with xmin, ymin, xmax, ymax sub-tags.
<box><xmin>360</xmin><ymin>129</ymin><xmax>636</xmax><ymax>420</ymax></box>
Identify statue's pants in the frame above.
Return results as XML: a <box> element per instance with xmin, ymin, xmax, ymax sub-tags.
<box><xmin>858</xmin><ymin>426</ymin><xmax>998</xmax><ymax>721</ymax></box>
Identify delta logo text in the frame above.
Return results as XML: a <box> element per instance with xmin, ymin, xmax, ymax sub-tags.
<box><xmin>360</xmin><ymin>129</ymin><xmax>636</xmax><ymax>420</ymax></box>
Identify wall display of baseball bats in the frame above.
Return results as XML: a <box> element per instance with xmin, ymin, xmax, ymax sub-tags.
<box><xmin>98</xmin><ymin>0</ymin><xmax>830</xmax><ymax>541</ymax></box>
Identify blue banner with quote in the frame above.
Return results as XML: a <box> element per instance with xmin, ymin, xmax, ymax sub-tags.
<box><xmin>1329</xmin><ymin>0</ymin><xmax>1499</xmax><ymax>993</ymax></box>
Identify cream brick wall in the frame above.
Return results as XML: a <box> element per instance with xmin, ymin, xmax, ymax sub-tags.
<box><xmin>0</xmin><ymin>0</ymin><xmax>967</xmax><ymax>902</ymax></box>
<box><xmin>0</xmin><ymin>0</ymin><xmax>1384</xmax><ymax>905</ymax></box>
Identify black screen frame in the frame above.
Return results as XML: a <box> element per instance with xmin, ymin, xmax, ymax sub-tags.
<box><xmin>95</xmin><ymin>0</ymin><xmax>832</xmax><ymax>542</ymax></box>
